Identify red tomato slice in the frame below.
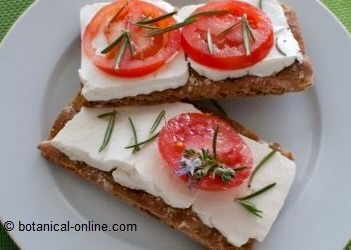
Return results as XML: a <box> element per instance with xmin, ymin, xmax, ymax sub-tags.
<box><xmin>83</xmin><ymin>0</ymin><xmax>181</xmax><ymax>77</ymax></box>
<box><xmin>158</xmin><ymin>113</ymin><xmax>253</xmax><ymax>191</ymax></box>
<box><xmin>181</xmin><ymin>0</ymin><xmax>274</xmax><ymax>70</ymax></box>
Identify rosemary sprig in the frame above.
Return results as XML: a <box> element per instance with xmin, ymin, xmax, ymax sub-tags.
<box><xmin>100</xmin><ymin>32</ymin><xmax>126</xmax><ymax>54</ymax></box>
<box><xmin>212</xmin><ymin>126</ymin><xmax>219</xmax><ymax>159</ymax></box>
<box><xmin>135</xmin><ymin>23</ymin><xmax>160</xmax><ymax>30</ymax></box>
<box><xmin>236</xmin><ymin>182</ymin><xmax>276</xmax><ymax>218</ymax></box>
<box><xmin>218</xmin><ymin>20</ymin><xmax>241</xmax><ymax>37</ymax></box>
<box><xmin>210</xmin><ymin>100</ymin><xmax>228</xmax><ymax>117</ymax></box>
<box><xmin>128</xmin><ymin>117</ymin><xmax>139</xmax><ymax>153</ymax></box>
<box><xmin>248</xmin><ymin>150</ymin><xmax>277</xmax><ymax>187</ymax></box>
<box><xmin>98</xmin><ymin>111</ymin><xmax>117</xmax><ymax>118</ymax></box>
<box><xmin>238</xmin><ymin>183</ymin><xmax>276</xmax><ymax>200</ymax></box>
<box><xmin>125</xmin><ymin>132</ymin><xmax>160</xmax><ymax>149</ymax></box>
<box><xmin>147</xmin><ymin>18</ymin><xmax>196</xmax><ymax>36</ymax></box>
<box><xmin>276</xmin><ymin>37</ymin><xmax>287</xmax><ymax>56</ymax></box>
<box><xmin>241</xmin><ymin>14</ymin><xmax>255</xmax><ymax>56</ymax></box>
<box><xmin>149</xmin><ymin>110</ymin><xmax>166</xmax><ymax>135</ymax></box>
<box><xmin>207</xmin><ymin>29</ymin><xmax>214</xmax><ymax>54</ymax></box>
<box><xmin>148</xmin><ymin>10</ymin><xmax>229</xmax><ymax>37</ymax></box>
<box><xmin>137</xmin><ymin>11</ymin><xmax>177</xmax><ymax>25</ymax></box>
<box><xmin>125</xmin><ymin>32</ymin><xmax>134</xmax><ymax>56</ymax></box>
<box><xmin>238</xmin><ymin>200</ymin><xmax>263</xmax><ymax>218</ymax></box>
<box><xmin>98</xmin><ymin>111</ymin><xmax>117</xmax><ymax>152</ymax></box>
<box><xmin>259</xmin><ymin>0</ymin><xmax>264</xmax><ymax>9</ymax></box>
<box><xmin>115</xmin><ymin>37</ymin><xmax>128</xmax><ymax>69</ymax></box>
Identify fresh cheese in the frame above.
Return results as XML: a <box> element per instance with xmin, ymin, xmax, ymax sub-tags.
<box><xmin>178</xmin><ymin>0</ymin><xmax>303</xmax><ymax>81</ymax></box>
<box><xmin>79</xmin><ymin>0</ymin><xmax>189</xmax><ymax>101</ymax></box>
<box><xmin>50</xmin><ymin>103</ymin><xmax>296</xmax><ymax>247</ymax></box>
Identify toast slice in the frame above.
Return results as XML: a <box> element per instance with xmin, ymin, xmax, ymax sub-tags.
<box><xmin>81</xmin><ymin>4</ymin><xmax>313</xmax><ymax>108</ymax></box>
<box><xmin>39</xmin><ymin>94</ymin><xmax>294</xmax><ymax>249</ymax></box>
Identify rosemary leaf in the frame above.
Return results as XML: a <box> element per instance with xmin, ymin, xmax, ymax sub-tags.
<box><xmin>125</xmin><ymin>132</ymin><xmax>160</xmax><ymax>149</ymax></box>
<box><xmin>128</xmin><ymin>117</ymin><xmax>139</xmax><ymax>153</ymax></box>
<box><xmin>100</xmin><ymin>32</ymin><xmax>126</xmax><ymax>54</ymax></box>
<box><xmin>149</xmin><ymin>110</ymin><xmax>166</xmax><ymax>135</ymax></box>
<box><xmin>248</xmin><ymin>150</ymin><xmax>277</xmax><ymax>187</ymax></box>
<box><xmin>135</xmin><ymin>23</ymin><xmax>160</xmax><ymax>30</ymax></box>
<box><xmin>148</xmin><ymin>18</ymin><xmax>196</xmax><ymax>36</ymax></box>
<box><xmin>207</xmin><ymin>29</ymin><xmax>214</xmax><ymax>54</ymax></box>
<box><xmin>276</xmin><ymin>37</ymin><xmax>287</xmax><ymax>56</ymax></box>
<box><xmin>125</xmin><ymin>32</ymin><xmax>134</xmax><ymax>56</ymax></box>
<box><xmin>238</xmin><ymin>182</ymin><xmax>276</xmax><ymax>201</ymax></box>
<box><xmin>238</xmin><ymin>200</ymin><xmax>263</xmax><ymax>218</ymax></box>
<box><xmin>137</xmin><ymin>11</ymin><xmax>177</xmax><ymax>24</ymax></box>
<box><xmin>218</xmin><ymin>20</ymin><xmax>241</xmax><ymax>37</ymax></box>
<box><xmin>98</xmin><ymin>111</ymin><xmax>117</xmax><ymax>152</ymax></box>
<box><xmin>212</xmin><ymin>126</ymin><xmax>219</xmax><ymax>159</ymax></box>
<box><xmin>148</xmin><ymin>10</ymin><xmax>229</xmax><ymax>37</ymax></box>
<box><xmin>115</xmin><ymin>36</ymin><xmax>128</xmax><ymax>69</ymax></box>
<box><xmin>210</xmin><ymin>100</ymin><xmax>227</xmax><ymax>117</ymax></box>
<box><xmin>98</xmin><ymin>111</ymin><xmax>117</xmax><ymax>118</ymax></box>
<box><xmin>190</xmin><ymin>10</ymin><xmax>229</xmax><ymax>19</ymax></box>
<box><xmin>259</xmin><ymin>0</ymin><xmax>263</xmax><ymax>9</ymax></box>
<box><xmin>242</xmin><ymin>15</ymin><xmax>252</xmax><ymax>56</ymax></box>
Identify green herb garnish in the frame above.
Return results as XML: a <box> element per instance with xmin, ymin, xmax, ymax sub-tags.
<box><xmin>248</xmin><ymin>150</ymin><xmax>277</xmax><ymax>187</ymax></box>
<box><xmin>259</xmin><ymin>0</ymin><xmax>264</xmax><ymax>9</ymax></box>
<box><xmin>344</xmin><ymin>239</ymin><xmax>351</xmax><ymax>250</ymax></box>
<box><xmin>114</xmin><ymin>35</ymin><xmax>128</xmax><ymax>69</ymax></box>
<box><xmin>137</xmin><ymin>11</ymin><xmax>177</xmax><ymax>25</ymax></box>
<box><xmin>238</xmin><ymin>183</ymin><xmax>276</xmax><ymax>200</ymax></box>
<box><xmin>210</xmin><ymin>100</ymin><xmax>228</xmax><ymax>117</ymax></box>
<box><xmin>236</xmin><ymin>182</ymin><xmax>276</xmax><ymax>218</ymax></box>
<box><xmin>100</xmin><ymin>32</ymin><xmax>126</xmax><ymax>54</ymax></box>
<box><xmin>125</xmin><ymin>110</ymin><xmax>166</xmax><ymax>151</ymax></box>
<box><xmin>238</xmin><ymin>200</ymin><xmax>263</xmax><ymax>218</ymax></box>
<box><xmin>207</xmin><ymin>29</ymin><xmax>214</xmax><ymax>54</ymax></box>
<box><xmin>149</xmin><ymin>110</ymin><xmax>166</xmax><ymax>135</ymax></box>
<box><xmin>125</xmin><ymin>132</ymin><xmax>160</xmax><ymax>149</ymax></box>
<box><xmin>100</xmin><ymin>31</ymin><xmax>133</xmax><ymax>68</ymax></box>
<box><xmin>276</xmin><ymin>37</ymin><xmax>287</xmax><ymax>56</ymax></box>
<box><xmin>148</xmin><ymin>10</ymin><xmax>229</xmax><ymax>37</ymax></box>
<box><xmin>241</xmin><ymin>14</ymin><xmax>256</xmax><ymax>56</ymax></box>
<box><xmin>98</xmin><ymin>111</ymin><xmax>117</xmax><ymax>152</ymax></box>
<box><xmin>128</xmin><ymin>117</ymin><xmax>139</xmax><ymax>153</ymax></box>
<box><xmin>177</xmin><ymin>127</ymin><xmax>245</xmax><ymax>184</ymax></box>
<box><xmin>218</xmin><ymin>20</ymin><xmax>241</xmax><ymax>37</ymax></box>
<box><xmin>135</xmin><ymin>23</ymin><xmax>160</xmax><ymax>30</ymax></box>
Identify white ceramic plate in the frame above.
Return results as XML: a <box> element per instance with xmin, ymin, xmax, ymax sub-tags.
<box><xmin>1</xmin><ymin>0</ymin><xmax>350</xmax><ymax>249</ymax></box>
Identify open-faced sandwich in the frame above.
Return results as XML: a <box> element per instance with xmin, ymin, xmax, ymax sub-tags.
<box><xmin>79</xmin><ymin>0</ymin><xmax>313</xmax><ymax>107</ymax></box>
<box><xmin>39</xmin><ymin>95</ymin><xmax>296</xmax><ymax>249</ymax></box>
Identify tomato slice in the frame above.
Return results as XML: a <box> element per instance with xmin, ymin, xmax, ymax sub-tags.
<box><xmin>181</xmin><ymin>0</ymin><xmax>274</xmax><ymax>70</ymax></box>
<box><xmin>158</xmin><ymin>113</ymin><xmax>253</xmax><ymax>191</ymax></box>
<box><xmin>83</xmin><ymin>0</ymin><xmax>181</xmax><ymax>77</ymax></box>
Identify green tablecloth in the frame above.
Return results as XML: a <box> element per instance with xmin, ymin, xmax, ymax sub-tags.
<box><xmin>0</xmin><ymin>0</ymin><xmax>350</xmax><ymax>249</ymax></box>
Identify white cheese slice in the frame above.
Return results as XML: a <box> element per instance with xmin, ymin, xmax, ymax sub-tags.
<box><xmin>178</xmin><ymin>0</ymin><xmax>303</xmax><ymax>81</ymax></box>
<box><xmin>50</xmin><ymin>102</ymin><xmax>296</xmax><ymax>247</ymax></box>
<box><xmin>79</xmin><ymin>0</ymin><xmax>189</xmax><ymax>101</ymax></box>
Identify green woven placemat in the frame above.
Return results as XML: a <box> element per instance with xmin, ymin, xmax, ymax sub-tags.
<box><xmin>0</xmin><ymin>0</ymin><xmax>350</xmax><ymax>249</ymax></box>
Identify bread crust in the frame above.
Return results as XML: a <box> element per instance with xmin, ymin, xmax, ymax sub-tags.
<box><xmin>81</xmin><ymin>5</ymin><xmax>313</xmax><ymax>107</ymax></box>
<box><xmin>39</xmin><ymin>95</ymin><xmax>294</xmax><ymax>249</ymax></box>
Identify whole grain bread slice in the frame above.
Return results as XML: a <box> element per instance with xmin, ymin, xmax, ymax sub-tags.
<box><xmin>38</xmin><ymin>94</ymin><xmax>294</xmax><ymax>250</ymax></box>
<box><xmin>81</xmin><ymin>4</ymin><xmax>313</xmax><ymax>108</ymax></box>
